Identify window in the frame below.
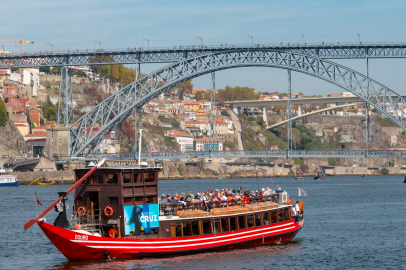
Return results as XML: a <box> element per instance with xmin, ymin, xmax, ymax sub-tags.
<box><xmin>246</xmin><ymin>216</ymin><xmax>254</xmax><ymax>228</ymax></box>
<box><xmin>271</xmin><ymin>211</ymin><xmax>278</xmax><ymax>224</ymax></box>
<box><xmin>213</xmin><ymin>220</ymin><xmax>221</xmax><ymax>233</ymax></box>
<box><xmin>263</xmin><ymin>211</ymin><xmax>270</xmax><ymax>225</ymax></box>
<box><xmin>238</xmin><ymin>216</ymin><xmax>246</xmax><ymax>230</ymax></box>
<box><xmin>106</xmin><ymin>174</ymin><xmax>118</xmax><ymax>184</ymax></box>
<box><xmin>221</xmin><ymin>218</ymin><xmax>230</xmax><ymax>232</ymax></box>
<box><xmin>123</xmin><ymin>173</ymin><xmax>131</xmax><ymax>184</ymax></box>
<box><xmin>202</xmin><ymin>220</ymin><xmax>212</xmax><ymax>234</ymax></box>
<box><xmin>109</xmin><ymin>197</ymin><xmax>119</xmax><ymax>206</ymax></box>
<box><xmin>278</xmin><ymin>210</ymin><xmax>285</xmax><ymax>222</ymax></box>
<box><xmin>144</xmin><ymin>173</ymin><xmax>155</xmax><ymax>183</ymax></box>
<box><xmin>93</xmin><ymin>175</ymin><xmax>103</xmax><ymax>184</ymax></box>
<box><xmin>255</xmin><ymin>213</ymin><xmax>262</xmax><ymax>227</ymax></box>
<box><xmin>133</xmin><ymin>174</ymin><xmax>142</xmax><ymax>184</ymax></box>
<box><xmin>78</xmin><ymin>175</ymin><xmax>89</xmax><ymax>184</ymax></box>
<box><xmin>170</xmin><ymin>222</ymin><xmax>182</xmax><ymax>238</ymax></box>
<box><xmin>230</xmin><ymin>217</ymin><xmax>238</xmax><ymax>231</ymax></box>
<box><xmin>182</xmin><ymin>221</ymin><xmax>192</xmax><ymax>237</ymax></box>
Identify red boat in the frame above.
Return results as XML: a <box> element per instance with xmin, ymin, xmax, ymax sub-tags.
<box><xmin>25</xmin><ymin>160</ymin><xmax>304</xmax><ymax>261</ymax></box>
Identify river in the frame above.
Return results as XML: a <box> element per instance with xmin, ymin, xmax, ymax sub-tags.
<box><xmin>1</xmin><ymin>175</ymin><xmax>405</xmax><ymax>269</ymax></box>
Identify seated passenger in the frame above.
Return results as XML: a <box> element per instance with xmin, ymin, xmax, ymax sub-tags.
<box><xmin>169</xmin><ymin>196</ymin><xmax>179</xmax><ymax>204</ymax></box>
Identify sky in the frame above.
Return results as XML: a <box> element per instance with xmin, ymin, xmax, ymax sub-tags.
<box><xmin>2</xmin><ymin>0</ymin><xmax>406</xmax><ymax>96</ymax></box>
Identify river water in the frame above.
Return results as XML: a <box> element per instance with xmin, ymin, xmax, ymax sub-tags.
<box><xmin>1</xmin><ymin>175</ymin><xmax>405</xmax><ymax>269</ymax></box>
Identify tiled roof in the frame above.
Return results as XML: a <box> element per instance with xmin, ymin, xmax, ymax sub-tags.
<box><xmin>194</xmin><ymin>137</ymin><xmax>222</xmax><ymax>142</ymax></box>
<box><xmin>26</xmin><ymin>100</ymin><xmax>37</xmax><ymax>104</ymax></box>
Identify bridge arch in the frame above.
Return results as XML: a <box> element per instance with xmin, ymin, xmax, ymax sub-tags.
<box><xmin>70</xmin><ymin>50</ymin><xmax>406</xmax><ymax>157</ymax></box>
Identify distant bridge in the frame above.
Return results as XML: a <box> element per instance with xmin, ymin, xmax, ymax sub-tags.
<box><xmin>54</xmin><ymin>150</ymin><xmax>406</xmax><ymax>162</ymax></box>
<box><xmin>266</xmin><ymin>103</ymin><xmax>361</xmax><ymax>130</ymax></box>
<box><xmin>1</xmin><ymin>42</ymin><xmax>406</xmax><ymax>68</ymax></box>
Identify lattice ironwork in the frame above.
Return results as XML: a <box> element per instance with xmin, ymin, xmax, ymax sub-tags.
<box><xmin>69</xmin><ymin>50</ymin><xmax>406</xmax><ymax>157</ymax></box>
<box><xmin>1</xmin><ymin>44</ymin><xmax>406</xmax><ymax>68</ymax></box>
<box><xmin>57</xmin><ymin>67</ymin><xmax>74</xmax><ymax>125</ymax></box>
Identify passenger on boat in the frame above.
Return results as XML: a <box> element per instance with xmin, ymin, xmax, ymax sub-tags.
<box><xmin>276</xmin><ymin>187</ymin><xmax>284</xmax><ymax>193</ymax></box>
<box><xmin>169</xmin><ymin>196</ymin><xmax>179</xmax><ymax>204</ymax></box>
<box><xmin>227</xmin><ymin>193</ymin><xmax>235</xmax><ymax>205</ymax></box>
<box><xmin>179</xmin><ymin>192</ymin><xmax>185</xmax><ymax>202</ymax></box>
<box><xmin>242</xmin><ymin>190</ymin><xmax>250</xmax><ymax>205</ymax></box>
<box><xmin>220</xmin><ymin>192</ymin><xmax>227</xmax><ymax>206</ymax></box>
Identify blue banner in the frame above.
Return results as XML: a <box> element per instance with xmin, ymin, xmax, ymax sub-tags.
<box><xmin>123</xmin><ymin>204</ymin><xmax>159</xmax><ymax>235</ymax></box>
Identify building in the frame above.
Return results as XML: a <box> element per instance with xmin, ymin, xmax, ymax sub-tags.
<box><xmin>7</xmin><ymin>95</ymin><xmax>28</xmax><ymax>110</ymax></box>
<box><xmin>166</xmin><ymin>130</ymin><xmax>194</xmax><ymax>152</ymax></box>
<box><xmin>194</xmin><ymin>137</ymin><xmax>223</xmax><ymax>151</ymax></box>
<box><xmin>23</xmin><ymin>130</ymin><xmax>47</xmax><ymax>141</ymax></box>
<box><xmin>14</xmin><ymin>120</ymin><xmax>30</xmax><ymax>136</ymax></box>
<box><xmin>192</xmin><ymin>89</ymin><xmax>208</xmax><ymax>94</ymax></box>
<box><xmin>182</xmin><ymin>101</ymin><xmax>203</xmax><ymax>111</ymax></box>
<box><xmin>28</xmin><ymin>107</ymin><xmax>41</xmax><ymax>127</ymax></box>
<box><xmin>198</xmin><ymin>100</ymin><xmax>211</xmax><ymax>109</ymax></box>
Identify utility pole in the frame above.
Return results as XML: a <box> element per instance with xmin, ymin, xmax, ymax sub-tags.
<box><xmin>94</xmin><ymin>40</ymin><xmax>101</xmax><ymax>52</ymax></box>
<box><xmin>248</xmin><ymin>35</ymin><xmax>253</xmax><ymax>46</ymax></box>
<box><xmin>142</xmin><ymin>38</ymin><xmax>149</xmax><ymax>49</ymax></box>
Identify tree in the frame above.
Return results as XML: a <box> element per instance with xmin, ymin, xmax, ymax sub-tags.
<box><xmin>39</xmin><ymin>66</ymin><xmax>50</xmax><ymax>73</ymax></box>
<box><xmin>44</xmin><ymin>108</ymin><xmax>57</xmax><ymax>122</ymax></box>
<box><xmin>0</xmin><ymin>99</ymin><xmax>8</xmax><ymax>127</ymax></box>
<box><xmin>215</xmin><ymin>85</ymin><xmax>260</xmax><ymax>105</ymax></box>
<box><xmin>176</xmin><ymin>80</ymin><xmax>194</xmax><ymax>94</ymax></box>
<box><xmin>195</xmin><ymin>91</ymin><xmax>210</xmax><ymax>100</ymax></box>
<box><xmin>221</xmin><ymin>110</ymin><xmax>231</xmax><ymax>117</ymax></box>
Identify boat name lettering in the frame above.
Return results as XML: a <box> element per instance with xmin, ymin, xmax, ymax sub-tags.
<box><xmin>75</xmin><ymin>235</ymin><xmax>88</xmax><ymax>241</ymax></box>
<box><xmin>140</xmin><ymin>212</ymin><xmax>158</xmax><ymax>223</ymax></box>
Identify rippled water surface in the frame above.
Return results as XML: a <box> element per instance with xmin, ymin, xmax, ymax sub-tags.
<box><xmin>1</xmin><ymin>175</ymin><xmax>406</xmax><ymax>269</ymax></box>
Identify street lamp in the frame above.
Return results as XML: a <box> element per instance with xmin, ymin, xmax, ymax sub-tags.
<box><xmin>45</xmin><ymin>42</ymin><xmax>53</xmax><ymax>53</ymax></box>
<box><xmin>300</xmin><ymin>33</ymin><xmax>305</xmax><ymax>44</ymax></box>
<box><xmin>196</xmin><ymin>36</ymin><xmax>202</xmax><ymax>46</ymax></box>
<box><xmin>142</xmin><ymin>38</ymin><xmax>149</xmax><ymax>49</ymax></box>
<box><xmin>94</xmin><ymin>40</ymin><xmax>101</xmax><ymax>52</ymax></box>
<box><xmin>357</xmin><ymin>33</ymin><xmax>360</xmax><ymax>44</ymax></box>
<box><xmin>248</xmin><ymin>35</ymin><xmax>253</xmax><ymax>46</ymax></box>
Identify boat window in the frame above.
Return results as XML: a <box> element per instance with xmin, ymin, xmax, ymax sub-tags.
<box><xmin>123</xmin><ymin>173</ymin><xmax>131</xmax><ymax>184</ymax></box>
<box><xmin>109</xmin><ymin>197</ymin><xmax>119</xmax><ymax>206</ymax></box>
<box><xmin>255</xmin><ymin>213</ymin><xmax>262</xmax><ymax>226</ymax></box>
<box><xmin>263</xmin><ymin>211</ymin><xmax>270</xmax><ymax>225</ymax></box>
<box><xmin>189</xmin><ymin>221</ymin><xmax>200</xmax><ymax>236</ymax></box>
<box><xmin>202</xmin><ymin>219</ymin><xmax>212</xmax><ymax>234</ymax></box>
<box><xmin>146</xmin><ymin>196</ymin><xmax>157</xmax><ymax>204</ymax></box>
<box><xmin>92</xmin><ymin>175</ymin><xmax>103</xmax><ymax>184</ymax></box>
<box><xmin>76</xmin><ymin>196</ymin><xmax>86</xmax><ymax>205</ymax></box>
<box><xmin>278</xmin><ymin>210</ymin><xmax>285</xmax><ymax>222</ymax></box>
<box><xmin>170</xmin><ymin>222</ymin><xmax>182</xmax><ymax>238</ymax></box>
<box><xmin>285</xmin><ymin>208</ymin><xmax>292</xmax><ymax>221</ymax></box>
<box><xmin>106</xmin><ymin>174</ymin><xmax>118</xmax><ymax>184</ymax></box>
<box><xmin>230</xmin><ymin>217</ymin><xmax>238</xmax><ymax>230</ymax></box>
<box><xmin>133</xmin><ymin>174</ymin><xmax>142</xmax><ymax>184</ymax></box>
<box><xmin>238</xmin><ymin>216</ymin><xmax>246</xmax><ymax>229</ymax></box>
<box><xmin>221</xmin><ymin>218</ymin><xmax>230</xmax><ymax>232</ymax></box>
<box><xmin>213</xmin><ymin>220</ymin><xmax>221</xmax><ymax>233</ymax></box>
<box><xmin>144</xmin><ymin>172</ymin><xmax>155</xmax><ymax>183</ymax></box>
<box><xmin>182</xmin><ymin>221</ymin><xmax>192</xmax><ymax>237</ymax></box>
<box><xmin>246</xmin><ymin>216</ymin><xmax>254</xmax><ymax>228</ymax></box>
<box><xmin>271</xmin><ymin>210</ymin><xmax>278</xmax><ymax>224</ymax></box>
<box><xmin>78</xmin><ymin>175</ymin><xmax>89</xmax><ymax>184</ymax></box>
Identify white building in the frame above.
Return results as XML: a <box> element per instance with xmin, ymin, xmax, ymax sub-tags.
<box><xmin>166</xmin><ymin>130</ymin><xmax>194</xmax><ymax>152</ymax></box>
<box><xmin>194</xmin><ymin>137</ymin><xmax>223</xmax><ymax>151</ymax></box>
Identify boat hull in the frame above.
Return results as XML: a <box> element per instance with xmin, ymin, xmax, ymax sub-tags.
<box><xmin>37</xmin><ymin>181</ymin><xmax>55</xmax><ymax>185</ymax></box>
<box><xmin>38</xmin><ymin>218</ymin><xmax>303</xmax><ymax>261</ymax></box>
<box><xmin>0</xmin><ymin>180</ymin><xmax>19</xmax><ymax>187</ymax></box>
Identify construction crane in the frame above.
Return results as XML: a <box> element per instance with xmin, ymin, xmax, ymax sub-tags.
<box><xmin>0</xmin><ymin>38</ymin><xmax>34</xmax><ymax>55</ymax></box>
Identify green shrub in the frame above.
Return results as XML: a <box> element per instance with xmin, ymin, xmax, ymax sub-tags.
<box><xmin>288</xmin><ymin>169</ymin><xmax>295</xmax><ymax>175</ymax></box>
<box><xmin>380</xmin><ymin>168</ymin><xmax>389</xmax><ymax>175</ymax></box>
<box><xmin>0</xmin><ymin>99</ymin><xmax>7</xmax><ymax>127</ymax></box>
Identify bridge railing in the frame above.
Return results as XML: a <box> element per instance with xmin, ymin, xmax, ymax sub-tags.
<box><xmin>2</xmin><ymin>42</ymin><xmax>406</xmax><ymax>57</ymax></box>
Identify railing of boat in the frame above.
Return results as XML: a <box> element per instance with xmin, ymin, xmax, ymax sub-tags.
<box><xmin>69</xmin><ymin>209</ymin><xmax>102</xmax><ymax>235</ymax></box>
<box><xmin>160</xmin><ymin>194</ymin><xmax>280</xmax><ymax>216</ymax></box>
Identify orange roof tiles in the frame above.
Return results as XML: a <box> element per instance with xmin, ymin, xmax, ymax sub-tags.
<box><xmin>12</xmin><ymin>114</ymin><xmax>25</xmax><ymax>116</ymax></box>
<box><xmin>4</xmin><ymin>103</ymin><xmax>11</xmax><ymax>106</ymax></box>
<box><xmin>194</xmin><ymin>137</ymin><xmax>222</xmax><ymax>142</ymax></box>
<box><xmin>26</xmin><ymin>100</ymin><xmax>37</xmax><ymax>104</ymax></box>
<box><xmin>14</xmin><ymin>120</ymin><xmax>27</xmax><ymax>123</ymax></box>
<box><xmin>167</xmin><ymin>130</ymin><xmax>192</xmax><ymax>137</ymax></box>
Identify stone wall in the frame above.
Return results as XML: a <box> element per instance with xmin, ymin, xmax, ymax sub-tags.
<box><xmin>18</xmin><ymin>170</ymin><xmax>75</xmax><ymax>184</ymax></box>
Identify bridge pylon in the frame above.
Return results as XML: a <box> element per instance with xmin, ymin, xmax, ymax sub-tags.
<box><xmin>57</xmin><ymin>67</ymin><xmax>74</xmax><ymax>126</ymax></box>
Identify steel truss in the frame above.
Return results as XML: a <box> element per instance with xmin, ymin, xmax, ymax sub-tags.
<box><xmin>57</xmin><ymin>67</ymin><xmax>74</xmax><ymax>125</ymax></box>
<box><xmin>55</xmin><ymin>150</ymin><xmax>406</xmax><ymax>162</ymax></box>
<box><xmin>2</xmin><ymin>44</ymin><xmax>406</xmax><ymax>68</ymax></box>
<box><xmin>69</xmin><ymin>50</ymin><xmax>406</xmax><ymax>157</ymax></box>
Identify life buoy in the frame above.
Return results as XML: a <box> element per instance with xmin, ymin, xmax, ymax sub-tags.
<box><xmin>77</xmin><ymin>207</ymin><xmax>86</xmax><ymax>216</ymax></box>
<box><xmin>108</xmin><ymin>228</ymin><xmax>117</xmax><ymax>238</ymax></box>
<box><xmin>104</xmin><ymin>206</ymin><xmax>113</xmax><ymax>217</ymax></box>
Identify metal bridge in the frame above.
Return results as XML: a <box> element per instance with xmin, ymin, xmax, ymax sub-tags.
<box><xmin>54</xmin><ymin>150</ymin><xmax>406</xmax><ymax>162</ymax></box>
<box><xmin>1</xmin><ymin>43</ymin><xmax>406</xmax><ymax>68</ymax></box>
<box><xmin>69</xmin><ymin>50</ymin><xmax>406</xmax><ymax>157</ymax></box>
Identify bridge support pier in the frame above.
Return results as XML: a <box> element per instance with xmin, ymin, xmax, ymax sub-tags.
<box><xmin>57</xmin><ymin>67</ymin><xmax>73</xmax><ymax>126</ymax></box>
<box><xmin>262</xmin><ymin>106</ymin><xmax>269</xmax><ymax>126</ymax></box>
<box><xmin>298</xmin><ymin>104</ymin><xmax>303</xmax><ymax>116</ymax></box>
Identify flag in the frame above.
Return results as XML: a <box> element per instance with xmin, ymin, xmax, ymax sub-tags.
<box><xmin>35</xmin><ymin>189</ymin><xmax>42</xmax><ymax>206</ymax></box>
<box><xmin>298</xmin><ymin>187</ymin><xmax>307</xmax><ymax>197</ymax></box>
